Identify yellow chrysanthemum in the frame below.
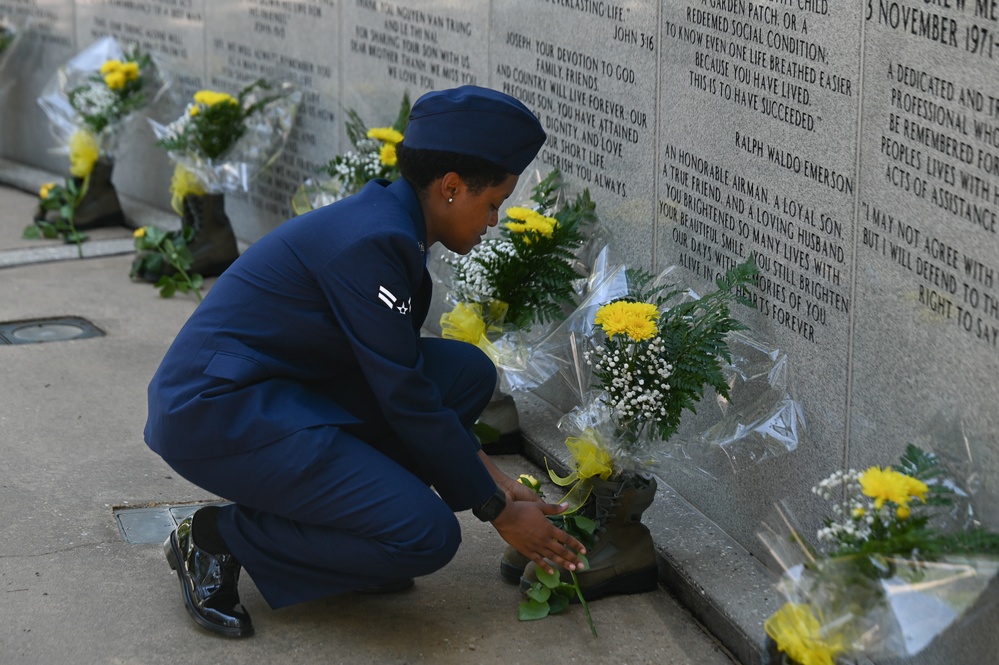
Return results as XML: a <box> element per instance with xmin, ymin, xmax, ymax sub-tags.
<box><xmin>104</xmin><ymin>70</ymin><xmax>127</xmax><ymax>90</ymax></box>
<box><xmin>505</xmin><ymin>206</ymin><xmax>558</xmax><ymax>239</ymax></box>
<box><xmin>367</xmin><ymin>127</ymin><xmax>404</xmax><ymax>144</ymax></box>
<box><xmin>594</xmin><ymin>300</ymin><xmax>660</xmax><ymax>342</ymax></box>
<box><xmin>765</xmin><ymin>603</ymin><xmax>845</xmax><ymax>665</ymax></box>
<box><xmin>38</xmin><ymin>182</ymin><xmax>56</xmax><ymax>200</ymax></box>
<box><xmin>69</xmin><ymin>130</ymin><xmax>100</xmax><ymax>178</ymax></box>
<box><xmin>193</xmin><ymin>90</ymin><xmax>237</xmax><ymax>107</ymax></box>
<box><xmin>119</xmin><ymin>61</ymin><xmax>140</xmax><ymax>81</ymax></box>
<box><xmin>859</xmin><ymin>466</ymin><xmax>928</xmax><ymax>509</ymax></box>
<box><xmin>99</xmin><ymin>59</ymin><xmax>123</xmax><ymax>75</ymax></box>
<box><xmin>379</xmin><ymin>142</ymin><xmax>397</xmax><ymax>166</ymax></box>
<box><xmin>133</xmin><ymin>227</ymin><xmax>147</xmax><ymax>238</ymax></box>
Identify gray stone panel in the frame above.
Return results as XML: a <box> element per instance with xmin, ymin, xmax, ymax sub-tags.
<box><xmin>0</xmin><ymin>0</ymin><xmax>76</xmax><ymax>174</ymax></box>
<box><xmin>851</xmin><ymin>2</ymin><xmax>999</xmax><ymax>531</ymax></box>
<box><xmin>656</xmin><ymin>1</ymin><xmax>864</xmax><ymax>556</ymax></box>
<box><xmin>74</xmin><ymin>0</ymin><xmax>206</xmax><ymax>211</ymax></box>
<box><xmin>340</xmin><ymin>0</ymin><xmax>489</xmax><ymax>147</ymax></box>
<box><xmin>490</xmin><ymin>1</ymin><xmax>659</xmax><ymax>271</ymax></box>
<box><xmin>204</xmin><ymin>0</ymin><xmax>338</xmax><ymax>242</ymax></box>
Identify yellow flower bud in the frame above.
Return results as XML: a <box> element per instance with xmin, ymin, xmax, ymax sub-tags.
<box><xmin>120</xmin><ymin>61</ymin><xmax>140</xmax><ymax>80</ymax></box>
<box><xmin>852</xmin><ymin>507</ymin><xmax>866</xmax><ymax>519</ymax></box>
<box><xmin>379</xmin><ymin>142</ymin><xmax>397</xmax><ymax>167</ymax></box>
<box><xmin>896</xmin><ymin>504</ymin><xmax>911</xmax><ymax>520</ymax></box>
<box><xmin>99</xmin><ymin>59</ymin><xmax>123</xmax><ymax>75</ymax></box>
<box><xmin>38</xmin><ymin>182</ymin><xmax>56</xmax><ymax>200</ymax></box>
<box><xmin>133</xmin><ymin>227</ymin><xmax>147</xmax><ymax>238</ymax></box>
<box><xmin>193</xmin><ymin>90</ymin><xmax>237</xmax><ymax>107</ymax></box>
<box><xmin>188</xmin><ymin>105</ymin><xmax>200</xmax><ymax>117</ymax></box>
<box><xmin>104</xmin><ymin>70</ymin><xmax>127</xmax><ymax>90</ymax></box>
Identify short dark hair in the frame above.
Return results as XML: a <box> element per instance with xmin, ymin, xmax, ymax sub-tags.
<box><xmin>396</xmin><ymin>144</ymin><xmax>510</xmax><ymax>194</ymax></box>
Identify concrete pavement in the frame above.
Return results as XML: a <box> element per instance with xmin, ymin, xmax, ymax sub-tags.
<box><xmin>0</xmin><ymin>173</ymin><xmax>737</xmax><ymax>665</ymax></box>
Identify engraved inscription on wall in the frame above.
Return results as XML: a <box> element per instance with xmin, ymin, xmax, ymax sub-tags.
<box><xmin>860</xmin><ymin>1</ymin><xmax>999</xmax><ymax>353</ymax></box>
<box><xmin>349</xmin><ymin>0</ymin><xmax>480</xmax><ymax>91</ymax></box>
<box><xmin>492</xmin><ymin>2</ymin><xmax>656</xmax><ymax>201</ymax></box>
<box><xmin>205</xmin><ymin>0</ymin><xmax>337</xmax><ymax>220</ymax></box>
<box><xmin>659</xmin><ymin>1</ymin><xmax>858</xmax><ymax>345</ymax></box>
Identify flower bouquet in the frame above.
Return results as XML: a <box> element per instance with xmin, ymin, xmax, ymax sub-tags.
<box><xmin>516</xmin><ymin>257</ymin><xmax>763</xmax><ymax>626</ymax></box>
<box><xmin>291</xmin><ymin>93</ymin><xmax>410</xmax><ymax>214</ymax></box>
<box><xmin>28</xmin><ymin>37</ymin><xmax>164</xmax><ymax>249</ymax></box>
<box><xmin>133</xmin><ymin>79</ymin><xmax>300</xmax><ymax>293</ymax></box>
<box><xmin>435</xmin><ymin>169</ymin><xmax>601</xmax><ymax>453</ymax></box>
<box><xmin>758</xmin><ymin>444</ymin><xmax>999</xmax><ymax>665</ymax></box>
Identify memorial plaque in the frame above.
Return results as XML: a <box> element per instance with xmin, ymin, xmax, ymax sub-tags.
<box><xmin>657</xmin><ymin>1</ymin><xmax>864</xmax><ymax>552</ymax></box>
<box><xmin>340</xmin><ymin>0</ymin><xmax>488</xmax><ymax>147</ymax></box>
<box><xmin>851</xmin><ymin>1</ymin><xmax>999</xmax><ymax>522</ymax></box>
<box><xmin>204</xmin><ymin>0</ymin><xmax>338</xmax><ymax>243</ymax></box>
<box><xmin>0</xmin><ymin>0</ymin><xmax>75</xmax><ymax>173</ymax></box>
<box><xmin>74</xmin><ymin>0</ymin><xmax>206</xmax><ymax>209</ymax></box>
<box><xmin>490</xmin><ymin>0</ymin><xmax>659</xmax><ymax>269</ymax></box>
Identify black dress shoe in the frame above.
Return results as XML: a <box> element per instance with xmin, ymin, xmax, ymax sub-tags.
<box><xmin>163</xmin><ymin>517</ymin><xmax>254</xmax><ymax>637</ymax></box>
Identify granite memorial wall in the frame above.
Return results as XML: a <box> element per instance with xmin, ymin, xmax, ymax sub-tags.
<box><xmin>2</xmin><ymin>0</ymin><xmax>998</xmax><ymax>656</ymax></box>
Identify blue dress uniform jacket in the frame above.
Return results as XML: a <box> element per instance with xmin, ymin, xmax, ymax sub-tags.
<box><xmin>145</xmin><ymin>178</ymin><xmax>496</xmax><ymax>513</ymax></box>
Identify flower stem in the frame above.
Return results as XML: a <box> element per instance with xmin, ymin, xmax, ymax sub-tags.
<box><xmin>570</xmin><ymin>570</ymin><xmax>597</xmax><ymax>638</ymax></box>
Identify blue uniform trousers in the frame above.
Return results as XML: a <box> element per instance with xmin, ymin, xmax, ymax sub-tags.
<box><xmin>163</xmin><ymin>338</ymin><xmax>497</xmax><ymax>609</ymax></box>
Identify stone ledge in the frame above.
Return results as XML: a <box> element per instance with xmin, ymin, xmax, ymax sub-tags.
<box><xmin>515</xmin><ymin>390</ymin><xmax>779</xmax><ymax>665</ymax></box>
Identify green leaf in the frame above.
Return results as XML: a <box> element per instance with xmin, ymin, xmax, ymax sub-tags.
<box><xmin>518</xmin><ymin>599</ymin><xmax>551</xmax><ymax>621</ymax></box>
<box><xmin>525</xmin><ymin>584</ymin><xmax>551</xmax><ymax>603</ymax></box>
<box><xmin>536</xmin><ymin>565</ymin><xmax>562</xmax><ymax>588</ymax></box>
<box><xmin>22</xmin><ymin>225</ymin><xmax>43</xmax><ymax>239</ymax></box>
<box><xmin>547</xmin><ymin>592</ymin><xmax>570</xmax><ymax>615</ymax></box>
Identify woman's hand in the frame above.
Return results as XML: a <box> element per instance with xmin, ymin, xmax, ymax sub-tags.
<box><xmin>490</xmin><ymin>499</ymin><xmax>585</xmax><ymax>576</ymax></box>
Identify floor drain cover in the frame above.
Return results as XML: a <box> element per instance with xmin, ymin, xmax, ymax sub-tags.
<box><xmin>114</xmin><ymin>502</ymin><xmax>229</xmax><ymax>544</ymax></box>
<box><xmin>0</xmin><ymin>316</ymin><xmax>104</xmax><ymax>344</ymax></box>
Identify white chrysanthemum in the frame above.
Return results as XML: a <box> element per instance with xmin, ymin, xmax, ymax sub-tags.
<box><xmin>71</xmin><ymin>83</ymin><xmax>119</xmax><ymax>118</ymax></box>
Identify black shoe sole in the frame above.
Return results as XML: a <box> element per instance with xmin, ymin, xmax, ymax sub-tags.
<box><xmin>164</xmin><ymin>532</ymin><xmax>254</xmax><ymax>638</ymax></box>
<box><xmin>500</xmin><ymin>561</ymin><xmax>525</xmax><ymax>584</ymax></box>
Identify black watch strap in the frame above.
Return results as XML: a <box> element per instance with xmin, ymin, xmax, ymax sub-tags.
<box><xmin>472</xmin><ymin>488</ymin><xmax>507</xmax><ymax>522</ymax></box>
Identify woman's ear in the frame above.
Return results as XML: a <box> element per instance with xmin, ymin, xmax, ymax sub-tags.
<box><xmin>439</xmin><ymin>171</ymin><xmax>464</xmax><ymax>203</ymax></box>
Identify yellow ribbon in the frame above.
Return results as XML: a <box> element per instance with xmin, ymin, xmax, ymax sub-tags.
<box><xmin>169</xmin><ymin>164</ymin><xmax>206</xmax><ymax>216</ymax></box>
<box><xmin>439</xmin><ymin>302</ymin><xmax>502</xmax><ymax>363</ymax></box>
<box><xmin>544</xmin><ymin>429</ymin><xmax>614</xmax><ymax>510</ymax></box>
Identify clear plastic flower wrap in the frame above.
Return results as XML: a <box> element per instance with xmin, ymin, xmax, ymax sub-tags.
<box><xmin>757</xmin><ymin>440</ymin><xmax>999</xmax><ymax>664</ymax></box>
<box><xmin>150</xmin><ymin>79</ymin><xmax>301</xmax><ymax>193</ymax></box>
<box><xmin>430</xmin><ymin>168</ymin><xmax>608</xmax><ymax>394</ymax></box>
<box><xmin>37</xmin><ymin>36</ymin><xmax>173</xmax><ymax>159</ymax></box>
<box><xmin>533</xmin><ymin>261</ymin><xmax>803</xmax><ymax>478</ymax></box>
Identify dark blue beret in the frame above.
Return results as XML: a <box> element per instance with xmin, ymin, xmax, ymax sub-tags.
<box><xmin>402</xmin><ymin>85</ymin><xmax>546</xmax><ymax>175</ymax></box>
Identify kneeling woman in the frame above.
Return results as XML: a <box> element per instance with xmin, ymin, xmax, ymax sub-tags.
<box><xmin>144</xmin><ymin>85</ymin><xmax>586</xmax><ymax>637</ymax></box>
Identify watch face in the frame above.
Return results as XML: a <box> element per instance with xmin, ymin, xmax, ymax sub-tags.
<box><xmin>475</xmin><ymin>490</ymin><xmax>506</xmax><ymax>521</ymax></box>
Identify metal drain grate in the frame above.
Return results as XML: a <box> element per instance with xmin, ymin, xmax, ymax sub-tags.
<box><xmin>0</xmin><ymin>316</ymin><xmax>104</xmax><ymax>344</ymax></box>
<box><xmin>114</xmin><ymin>502</ymin><xmax>230</xmax><ymax>544</ymax></box>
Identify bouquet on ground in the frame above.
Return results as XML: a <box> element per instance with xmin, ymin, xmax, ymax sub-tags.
<box><xmin>133</xmin><ymin>79</ymin><xmax>300</xmax><ymax>297</ymax></box>
<box><xmin>291</xmin><ymin>93</ymin><xmax>410</xmax><ymax>214</ymax></box>
<box><xmin>28</xmin><ymin>36</ymin><xmax>165</xmax><ymax>249</ymax></box>
<box><xmin>517</xmin><ymin>257</ymin><xmax>764</xmax><ymax>630</ymax></box>
<box><xmin>759</xmin><ymin>444</ymin><xmax>999</xmax><ymax>665</ymax></box>
<box><xmin>437</xmin><ymin>169</ymin><xmax>600</xmax><ymax>394</ymax></box>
